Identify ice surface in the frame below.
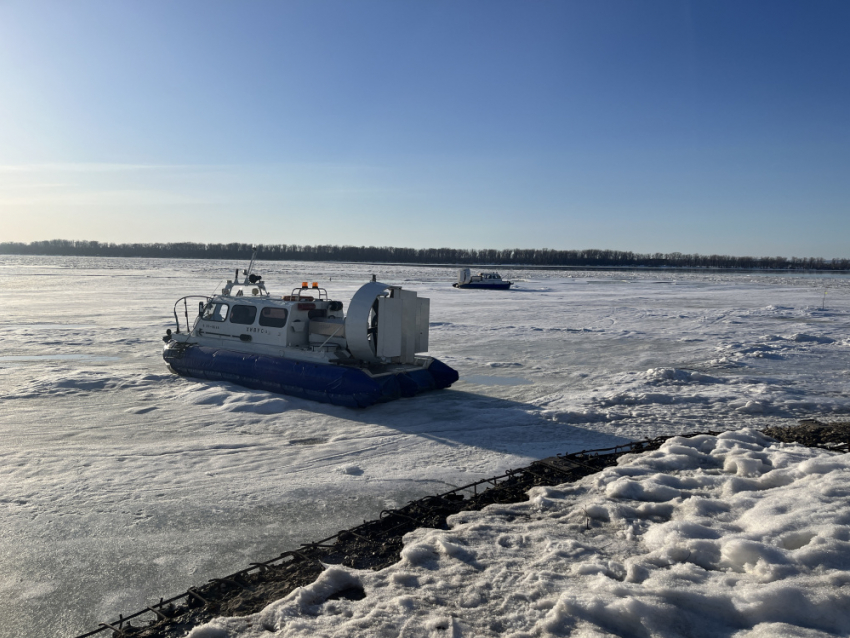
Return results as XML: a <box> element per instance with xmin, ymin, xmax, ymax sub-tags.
<box><xmin>1</xmin><ymin>256</ymin><xmax>849</xmax><ymax>637</ymax></box>
<box><xmin>189</xmin><ymin>431</ymin><xmax>850</xmax><ymax>638</ymax></box>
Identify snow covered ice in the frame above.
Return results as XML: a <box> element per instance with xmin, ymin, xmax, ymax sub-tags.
<box><xmin>1</xmin><ymin>256</ymin><xmax>849</xmax><ymax>637</ymax></box>
<box><xmin>188</xmin><ymin>430</ymin><xmax>850</xmax><ymax>638</ymax></box>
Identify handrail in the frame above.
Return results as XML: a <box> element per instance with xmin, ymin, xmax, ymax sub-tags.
<box><xmin>171</xmin><ymin>296</ymin><xmax>211</xmax><ymax>334</ymax></box>
<box><xmin>290</xmin><ymin>286</ymin><xmax>328</xmax><ymax>300</ymax></box>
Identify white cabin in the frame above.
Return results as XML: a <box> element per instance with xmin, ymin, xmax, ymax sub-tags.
<box><xmin>168</xmin><ymin>279</ymin><xmax>430</xmax><ymax>368</ymax></box>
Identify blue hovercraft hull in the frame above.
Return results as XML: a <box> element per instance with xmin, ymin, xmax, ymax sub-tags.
<box><xmin>163</xmin><ymin>343</ymin><xmax>459</xmax><ymax>408</ymax></box>
<box><xmin>453</xmin><ymin>282</ymin><xmax>512</xmax><ymax>290</ymax></box>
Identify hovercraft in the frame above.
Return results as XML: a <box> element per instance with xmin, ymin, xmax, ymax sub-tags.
<box><xmin>162</xmin><ymin>249</ymin><xmax>458</xmax><ymax>407</ymax></box>
<box><xmin>453</xmin><ymin>268</ymin><xmax>512</xmax><ymax>290</ymax></box>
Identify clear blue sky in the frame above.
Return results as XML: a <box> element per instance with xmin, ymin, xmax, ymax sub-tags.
<box><xmin>1</xmin><ymin>0</ymin><xmax>848</xmax><ymax>257</ymax></box>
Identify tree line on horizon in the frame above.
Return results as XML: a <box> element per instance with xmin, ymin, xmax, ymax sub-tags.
<box><xmin>1</xmin><ymin>239</ymin><xmax>847</xmax><ymax>271</ymax></box>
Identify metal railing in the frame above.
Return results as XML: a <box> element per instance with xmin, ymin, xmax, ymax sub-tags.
<box><xmin>76</xmin><ymin>436</ymin><xmax>680</xmax><ymax>637</ymax></box>
<box><xmin>170</xmin><ymin>296</ymin><xmax>211</xmax><ymax>334</ymax></box>
<box><xmin>77</xmin><ymin>425</ymin><xmax>848</xmax><ymax>638</ymax></box>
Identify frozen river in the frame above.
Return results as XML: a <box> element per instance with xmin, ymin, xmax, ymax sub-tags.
<box><xmin>1</xmin><ymin>256</ymin><xmax>849</xmax><ymax>637</ymax></box>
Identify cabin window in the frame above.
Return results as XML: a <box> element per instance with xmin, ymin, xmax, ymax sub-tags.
<box><xmin>308</xmin><ymin>309</ymin><xmax>327</xmax><ymax>320</ymax></box>
<box><xmin>202</xmin><ymin>302</ymin><xmax>229</xmax><ymax>322</ymax></box>
<box><xmin>230</xmin><ymin>304</ymin><xmax>258</xmax><ymax>325</ymax></box>
<box><xmin>259</xmin><ymin>307</ymin><xmax>288</xmax><ymax>328</ymax></box>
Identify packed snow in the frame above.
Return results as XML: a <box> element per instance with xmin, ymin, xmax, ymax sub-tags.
<box><xmin>0</xmin><ymin>256</ymin><xmax>849</xmax><ymax>637</ymax></box>
<box><xmin>188</xmin><ymin>429</ymin><xmax>850</xmax><ymax>638</ymax></box>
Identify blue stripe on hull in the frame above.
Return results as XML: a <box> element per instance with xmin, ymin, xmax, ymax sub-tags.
<box><xmin>453</xmin><ymin>283</ymin><xmax>512</xmax><ymax>290</ymax></box>
<box><xmin>163</xmin><ymin>344</ymin><xmax>458</xmax><ymax>407</ymax></box>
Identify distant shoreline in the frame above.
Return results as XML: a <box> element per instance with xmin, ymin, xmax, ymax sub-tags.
<box><xmin>2</xmin><ymin>240</ymin><xmax>848</xmax><ymax>272</ymax></box>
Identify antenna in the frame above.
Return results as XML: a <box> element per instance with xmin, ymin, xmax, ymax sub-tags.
<box><xmin>244</xmin><ymin>245</ymin><xmax>259</xmax><ymax>283</ymax></box>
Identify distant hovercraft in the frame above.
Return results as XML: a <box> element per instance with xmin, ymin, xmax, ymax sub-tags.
<box><xmin>162</xmin><ymin>249</ymin><xmax>458</xmax><ymax>407</ymax></box>
<box><xmin>453</xmin><ymin>268</ymin><xmax>512</xmax><ymax>290</ymax></box>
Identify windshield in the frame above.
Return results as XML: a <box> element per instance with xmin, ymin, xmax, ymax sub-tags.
<box><xmin>202</xmin><ymin>302</ymin><xmax>229</xmax><ymax>322</ymax></box>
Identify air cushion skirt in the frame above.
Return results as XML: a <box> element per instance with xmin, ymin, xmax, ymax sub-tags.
<box><xmin>163</xmin><ymin>342</ymin><xmax>458</xmax><ymax>408</ymax></box>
